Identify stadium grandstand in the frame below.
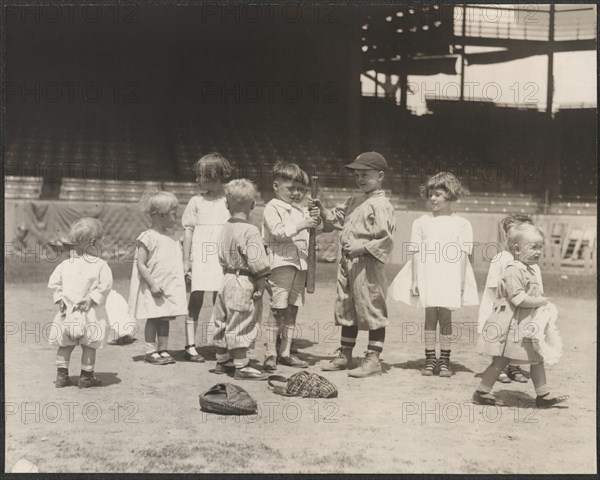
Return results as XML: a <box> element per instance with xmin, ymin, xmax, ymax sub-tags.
<box><xmin>4</xmin><ymin>4</ymin><xmax>597</xmax><ymax>273</ymax></box>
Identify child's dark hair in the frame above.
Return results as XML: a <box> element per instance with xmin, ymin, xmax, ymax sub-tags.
<box><xmin>273</xmin><ymin>161</ymin><xmax>309</xmax><ymax>186</ymax></box>
<box><xmin>501</xmin><ymin>214</ymin><xmax>534</xmax><ymax>233</ymax></box>
<box><xmin>193</xmin><ymin>152</ymin><xmax>233</xmax><ymax>182</ymax></box>
<box><xmin>420</xmin><ymin>171</ymin><xmax>469</xmax><ymax>202</ymax></box>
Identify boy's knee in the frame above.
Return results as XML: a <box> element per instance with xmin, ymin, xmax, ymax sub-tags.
<box><xmin>284</xmin><ymin>305</ymin><xmax>299</xmax><ymax>325</ymax></box>
<box><xmin>271</xmin><ymin>307</ymin><xmax>287</xmax><ymax>322</ymax></box>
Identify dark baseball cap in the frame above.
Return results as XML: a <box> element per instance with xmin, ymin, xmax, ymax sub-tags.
<box><xmin>344</xmin><ymin>151</ymin><xmax>388</xmax><ymax>171</ymax></box>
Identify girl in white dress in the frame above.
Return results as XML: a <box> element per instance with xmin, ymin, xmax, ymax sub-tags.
<box><xmin>391</xmin><ymin>172</ymin><xmax>478</xmax><ymax>377</ymax></box>
<box><xmin>128</xmin><ymin>191</ymin><xmax>188</xmax><ymax>365</ymax></box>
<box><xmin>48</xmin><ymin>218</ymin><xmax>113</xmax><ymax>388</ymax></box>
<box><xmin>181</xmin><ymin>153</ymin><xmax>232</xmax><ymax>362</ymax></box>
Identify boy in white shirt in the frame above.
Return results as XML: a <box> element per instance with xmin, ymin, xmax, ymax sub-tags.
<box><xmin>262</xmin><ymin>162</ymin><xmax>319</xmax><ymax>371</ymax></box>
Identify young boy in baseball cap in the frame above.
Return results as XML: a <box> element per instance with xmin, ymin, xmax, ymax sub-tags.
<box><xmin>311</xmin><ymin>152</ymin><xmax>396</xmax><ymax>377</ymax></box>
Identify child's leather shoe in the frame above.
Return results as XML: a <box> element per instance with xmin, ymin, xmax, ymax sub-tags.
<box><xmin>214</xmin><ymin>360</ymin><xmax>235</xmax><ymax>375</ymax></box>
<box><xmin>535</xmin><ymin>394</ymin><xmax>569</xmax><ymax>408</ymax></box>
<box><xmin>321</xmin><ymin>347</ymin><xmax>352</xmax><ymax>371</ymax></box>
<box><xmin>145</xmin><ymin>353</ymin><xmax>170</xmax><ymax>365</ymax></box>
<box><xmin>279</xmin><ymin>355</ymin><xmax>308</xmax><ymax>368</ymax></box>
<box><xmin>234</xmin><ymin>367</ymin><xmax>269</xmax><ymax>381</ymax></box>
<box><xmin>348</xmin><ymin>351</ymin><xmax>382</xmax><ymax>378</ymax></box>
<box><xmin>78</xmin><ymin>373</ymin><xmax>102</xmax><ymax>389</ymax></box>
<box><xmin>55</xmin><ymin>369</ymin><xmax>71</xmax><ymax>388</ymax></box>
<box><xmin>263</xmin><ymin>355</ymin><xmax>277</xmax><ymax>372</ymax></box>
<box><xmin>472</xmin><ymin>390</ymin><xmax>505</xmax><ymax>406</ymax></box>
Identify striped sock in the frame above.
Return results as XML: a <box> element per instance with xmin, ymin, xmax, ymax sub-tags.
<box><xmin>341</xmin><ymin>325</ymin><xmax>358</xmax><ymax>349</ymax></box>
<box><xmin>423</xmin><ymin>349</ymin><xmax>436</xmax><ymax>372</ymax></box>
<box><xmin>56</xmin><ymin>359</ymin><xmax>69</xmax><ymax>369</ymax></box>
<box><xmin>440</xmin><ymin>334</ymin><xmax>453</xmax><ymax>351</ymax></box>
<box><xmin>367</xmin><ymin>327</ymin><xmax>385</xmax><ymax>353</ymax></box>
<box><xmin>424</xmin><ymin>329</ymin><xmax>436</xmax><ymax>351</ymax></box>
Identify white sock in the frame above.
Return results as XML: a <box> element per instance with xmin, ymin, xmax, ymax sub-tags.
<box><xmin>280</xmin><ymin>325</ymin><xmax>295</xmax><ymax>358</ymax></box>
<box><xmin>477</xmin><ymin>383</ymin><xmax>492</xmax><ymax>393</ymax></box>
<box><xmin>145</xmin><ymin>342</ymin><xmax>157</xmax><ymax>355</ymax></box>
<box><xmin>535</xmin><ymin>385</ymin><xmax>550</xmax><ymax>397</ymax></box>
<box><xmin>186</xmin><ymin>345</ymin><xmax>199</xmax><ymax>356</ymax></box>
<box><xmin>233</xmin><ymin>358</ymin><xmax>249</xmax><ymax>369</ymax></box>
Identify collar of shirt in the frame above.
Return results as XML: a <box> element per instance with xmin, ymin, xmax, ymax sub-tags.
<box><xmin>228</xmin><ymin>218</ymin><xmax>249</xmax><ymax>224</ymax></box>
<box><xmin>511</xmin><ymin>259</ymin><xmax>535</xmax><ymax>275</ymax></box>
<box><xmin>270</xmin><ymin>198</ymin><xmax>303</xmax><ymax>213</ymax></box>
<box><xmin>364</xmin><ymin>189</ymin><xmax>385</xmax><ymax>199</ymax></box>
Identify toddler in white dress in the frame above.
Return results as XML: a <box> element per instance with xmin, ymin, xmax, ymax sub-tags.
<box><xmin>478</xmin><ymin>214</ymin><xmax>542</xmax><ymax>384</ymax></box>
<box><xmin>128</xmin><ymin>191</ymin><xmax>188</xmax><ymax>365</ymax></box>
<box><xmin>48</xmin><ymin>217</ymin><xmax>113</xmax><ymax>388</ymax></box>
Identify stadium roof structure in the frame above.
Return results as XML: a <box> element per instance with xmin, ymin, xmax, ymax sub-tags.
<box><xmin>361</xmin><ymin>4</ymin><xmax>597</xmax><ymax>109</ymax></box>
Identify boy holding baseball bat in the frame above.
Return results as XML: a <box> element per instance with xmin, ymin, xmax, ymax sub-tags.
<box><xmin>262</xmin><ymin>162</ymin><xmax>320</xmax><ymax>371</ymax></box>
<box><xmin>312</xmin><ymin>152</ymin><xmax>396</xmax><ymax>378</ymax></box>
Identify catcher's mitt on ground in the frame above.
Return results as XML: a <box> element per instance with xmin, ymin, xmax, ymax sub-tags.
<box><xmin>199</xmin><ymin>383</ymin><xmax>258</xmax><ymax>415</ymax></box>
<box><xmin>267</xmin><ymin>371</ymin><xmax>338</xmax><ymax>398</ymax></box>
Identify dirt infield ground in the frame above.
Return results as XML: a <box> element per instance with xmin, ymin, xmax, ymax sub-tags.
<box><xmin>4</xmin><ymin>259</ymin><xmax>597</xmax><ymax>473</ymax></box>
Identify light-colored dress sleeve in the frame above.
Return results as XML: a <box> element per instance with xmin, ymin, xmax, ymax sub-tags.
<box><xmin>181</xmin><ymin>198</ymin><xmax>197</xmax><ymax>231</ymax></box>
<box><xmin>88</xmin><ymin>263</ymin><xmax>114</xmax><ymax>306</ymax></box>
<box><xmin>136</xmin><ymin>230</ymin><xmax>156</xmax><ymax>253</ymax></box>
<box><xmin>458</xmin><ymin>218</ymin><xmax>474</xmax><ymax>254</ymax></box>
<box><xmin>243</xmin><ymin>227</ymin><xmax>271</xmax><ymax>279</ymax></box>
<box><xmin>263</xmin><ymin>203</ymin><xmax>297</xmax><ymax>240</ymax></box>
<box><xmin>48</xmin><ymin>261</ymin><xmax>65</xmax><ymax>304</ymax></box>
<box><xmin>364</xmin><ymin>202</ymin><xmax>396</xmax><ymax>263</ymax></box>
<box><xmin>409</xmin><ymin>218</ymin><xmax>423</xmax><ymax>254</ymax></box>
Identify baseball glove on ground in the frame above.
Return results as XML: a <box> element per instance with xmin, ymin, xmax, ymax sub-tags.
<box><xmin>268</xmin><ymin>371</ymin><xmax>338</xmax><ymax>398</ymax></box>
<box><xmin>199</xmin><ymin>383</ymin><xmax>258</xmax><ymax>415</ymax></box>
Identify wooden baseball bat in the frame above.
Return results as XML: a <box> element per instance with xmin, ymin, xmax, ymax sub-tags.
<box><xmin>306</xmin><ymin>175</ymin><xmax>319</xmax><ymax>294</ymax></box>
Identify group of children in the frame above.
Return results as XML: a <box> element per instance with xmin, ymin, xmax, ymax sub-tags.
<box><xmin>47</xmin><ymin>151</ymin><xmax>568</xmax><ymax>408</ymax></box>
